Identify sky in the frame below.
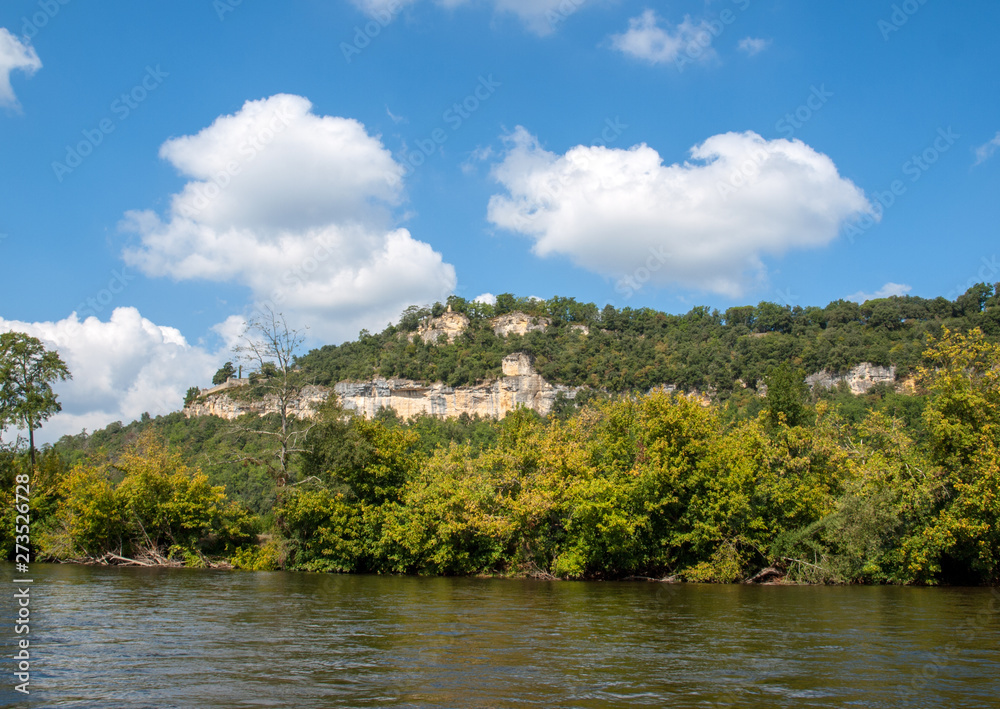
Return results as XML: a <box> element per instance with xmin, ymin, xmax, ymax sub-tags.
<box><xmin>0</xmin><ymin>0</ymin><xmax>998</xmax><ymax>442</ymax></box>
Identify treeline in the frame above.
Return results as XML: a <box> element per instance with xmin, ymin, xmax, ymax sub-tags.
<box><xmin>297</xmin><ymin>285</ymin><xmax>1000</xmax><ymax>394</ymax></box>
<box><xmin>8</xmin><ymin>328</ymin><xmax>999</xmax><ymax>585</ymax></box>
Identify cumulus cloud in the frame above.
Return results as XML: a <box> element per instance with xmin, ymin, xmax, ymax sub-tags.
<box><xmin>487</xmin><ymin>128</ymin><xmax>875</xmax><ymax>297</ymax></box>
<box><xmin>610</xmin><ymin>10</ymin><xmax>718</xmax><ymax>66</ymax></box>
<box><xmin>0</xmin><ymin>308</ymin><xmax>219</xmax><ymax>443</ymax></box>
<box><xmin>473</xmin><ymin>292</ymin><xmax>497</xmax><ymax>305</ymax></box>
<box><xmin>738</xmin><ymin>37</ymin><xmax>771</xmax><ymax>56</ymax></box>
<box><xmin>0</xmin><ymin>28</ymin><xmax>41</xmax><ymax>109</ymax></box>
<box><xmin>973</xmin><ymin>132</ymin><xmax>1000</xmax><ymax>166</ymax></box>
<box><xmin>845</xmin><ymin>282</ymin><xmax>912</xmax><ymax>304</ymax></box>
<box><xmin>350</xmin><ymin>0</ymin><xmax>591</xmax><ymax>36</ymax></box>
<box><xmin>122</xmin><ymin>94</ymin><xmax>456</xmax><ymax>342</ymax></box>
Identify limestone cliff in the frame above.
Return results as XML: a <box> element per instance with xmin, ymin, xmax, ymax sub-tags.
<box><xmin>411</xmin><ymin>309</ymin><xmax>471</xmax><ymax>344</ymax></box>
<box><xmin>183</xmin><ymin>353</ymin><xmax>576</xmax><ymax>421</ymax></box>
<box><xmin>491</xmin><ymin>312</ymin><xmax>552</xmax><ymax>337</ymax></box>
<box><xmin>334</xmin><ymin>353</ymin><xmax>574</xmax><ymax>419</ymax></box>
<box><xmin>407</xmin><ymin>310</ymin><xmax>586</xmax><ymax>343</ymax></box>
<box><xmin>183</xmin><ymin>382</ymin><xmax>329</xmax><ymax>420</ymax></box>
<box><xmin>183</xmin><ymin>358</ymin><xmax>900</xmax><ymax>422</ymax></box>
<box><xmin>805</xmin><ymin>363</ymin><xmax>896</xmax><ymax>394</ymax></box>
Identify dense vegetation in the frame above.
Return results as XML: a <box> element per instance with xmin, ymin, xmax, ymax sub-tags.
<box><xmin>297</xmin><ymin>286</ymin><xmax>1000</xmax><ymax>396</ymax></box>
<box><xmin>4</xmin><ymin>321</ymin><xmax>999</xmax><ymax>586</ymax></box>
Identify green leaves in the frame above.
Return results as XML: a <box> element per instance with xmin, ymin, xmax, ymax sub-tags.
<box><xmin>29</xmin><ymin>316</ymin><xmax>1000</xmax><ymax>585</ymax></box>
<box><xmin>0</xmin><ymin>332</ymin><xmax>71</xmax><ymax>462</ymax></box>
<box><xmin>763</xmin><ymin>361</ymin><xmax>810</xmax><ymax>429</ymax></box>
<box><xmin>39</xmin><ymin>431</ymin><xmax>257</xmax><ymax>561</ymax></box>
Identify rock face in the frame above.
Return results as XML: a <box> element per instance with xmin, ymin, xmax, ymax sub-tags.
<box><xmin>183</xmin><ymin>358</ymin><xmax>899</xmax><ymax>422</ymax></box>
<box><xmin>806</xmin><ymin>363</ymin><xmax>896</xmax><ymax>394</ymax></box>
<box><xmin>412</xmin><ymin>310</ymin><xmax>470</xmax><ymax>344</ymax></box>
<box><xmin>491</xmin><ymin>312</ymin><xmax>552</xmax><ymax>337</ymax></box>
<box><xmin>184</xmin><ymin>383</ymin><xmax>330</xmax><ymax>420</ymax></box>
<box><xmin>183</xmin><ymin>353</ymin><xmax>575</xmax><ymax>421</ymax></box>
<box><xmin>335</xmin><ymin>353</ymin><xmax>575</xmax><ymax>419</ymax></box>
<box><xmin>408</xmin><ymin>310</ymin><xmax>566</xmax><ymax>343</ymax></box>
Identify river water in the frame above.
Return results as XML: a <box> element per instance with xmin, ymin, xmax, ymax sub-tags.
<box><xmin>1</xmin><ymin>563</ymin><xmax>998</xmax><ymax>708</ymax></box>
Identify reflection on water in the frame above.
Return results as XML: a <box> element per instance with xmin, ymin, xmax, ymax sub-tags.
<box><xmin>1</xmin><ymin>563</ymin><xmax>998</xmax><ymax>708</ymax></box>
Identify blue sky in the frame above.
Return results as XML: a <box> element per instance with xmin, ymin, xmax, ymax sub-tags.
<box><xmin>1</xmin><ymin>0</ymin><xmax>998</xmax><ymax>440</ymax></box>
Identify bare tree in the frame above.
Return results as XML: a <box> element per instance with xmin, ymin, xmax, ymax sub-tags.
<box><xmin>233</xmin><ymin>308</ymin><xmax>315</xmax><ymax>485</ymax></box>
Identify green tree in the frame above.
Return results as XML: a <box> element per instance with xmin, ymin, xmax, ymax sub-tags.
<box><xmin>0</xmin><ymin>332</ymin><xmax>72</xmax><ymax>467</ymax></box>
<box><xmin>909</xmin><ymin>328</ymin><xmax>1000</xmax><ymax>583</ymax></box>
<box><xmin>212</xmin><ymin>361</ymin><xmax>237</xmax><ymax>386</ymax></box>
<box><xmin>763</xmin><ymin>362</ymin><xmax>809</xmax><ymax>428</ymax></box>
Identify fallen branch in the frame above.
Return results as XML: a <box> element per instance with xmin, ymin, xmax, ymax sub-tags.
<box><xmin>103</xmin><ymin>553</ymin><xmax>153</xmax><ymax>567</ymax></box>
<box><xmin>745</xmin><ymin>566</ymin><xmax>785</xmax><ymax>584</ymax></box>
<box><xmin>782</xmin><ymin>556</ymin><xmax>826</xmax><ymax>571</ymax></box>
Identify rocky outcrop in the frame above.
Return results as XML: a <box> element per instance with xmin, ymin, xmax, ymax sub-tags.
<box><xmin>411</xmin><ymin>309</ymin><xmax>470</xmax><ymax>344</ymax></box>
<box><xmin>335</xmin><ymin>353</ymin><xmax>575</xmax><ymax>419</ymax></box>
<box><xmin>184</xmin><ymin>353</ymin><xmax>576</xmax><ymax>421</ymax></box>
<box><xmin>491</xmin><ymin>312</ymin><xmax>551</xmax><ymax>337</ymax></box>
<box><xmin>408</xmin><ymin>309</ymin><xmax>576</xmax><ymax>343</ymax></box>
<box><xmin>806</xmin><ymin>363</ymin><xmax>896</xmax><ymax>394</ymax></box>
<box><xmin>183</xmin><ymin>359</ymin><xmax>899</xmax><ymax>422</ymax></box>
<box><xmin>184</xmin><ymin>382</ymin><xmax>329</xmax><ymax>420</ymax></box>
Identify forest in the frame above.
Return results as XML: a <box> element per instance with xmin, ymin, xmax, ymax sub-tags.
<box><xmin>297</xmin><ymin>285</ymin><xmax>1000</xmax><ymax>395</ymax></box>
<box><xmin>1</xmin><ymin>286</ymin><xmax>999</xmax><ymax>585</ymax></box>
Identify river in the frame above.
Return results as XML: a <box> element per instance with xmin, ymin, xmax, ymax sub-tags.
<box><xmin>1</xmin><ymin>563</ymin><xmax>998</xmax><ymax>708</ymax></box>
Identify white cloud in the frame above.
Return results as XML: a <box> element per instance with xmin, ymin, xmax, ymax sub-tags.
<box><xmin>351</xmin><ymin>0</ymin><xmax>418</xmax><ymax>17</ymax></box>
<box><xmin>487</xmin><ymin>127</ymin><xmax>875</xmax><ymax>297</ymax></box>
<box><xmin>610</xmin><ymin>10</ymin><xmax>718</xmax><ymax>66</ymax></box>
<box><xmin>973</xmin><ymin>132</ymin><xmax>1000</xmax><ymax>166</ymax></box>
<box><xmin>350</xmin><ymin>0</ymin><xmax>592</xmax><ymax>36</ymax></box>
<box><xmin>386</xmin><ymin>105</ymin><xmax>408</xmax><ymax>125</ymax></box>
<box><xmin>0</xmin><ymin>28</ymin><xmax>41</xmax><ymax>109</ymax></box>
<box><xmin>845</xmin><ymin>282</ymin><xmax>912</xmax><ymax>304</ymax></box>
<box><xmin>462</xmin><ymin>145</ymin><xmax>495</xmax><ymax>174</ymax></box>
<box><xmin>738</xmin><ymin>37</ymin><xmax>771</xmax><ymax>56</ymax></box>
<box><xmin>0</xmin><ymin>308</ymin><xmax>219</xmax><ymax>444</ymax></box>
<box><xmin>122</xmin><ymin>94</ymin><xmax>456</xmax><ymax>343</ymax></box>
<box><xmin>473</xmin><ymin>292</ymin><xmax>497</xmax><ymax>305</ymax></box>
<box><xmin>491</xmin><ymin>0</ymin><xmax>590</xmax><ymax>35</ymax></box>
